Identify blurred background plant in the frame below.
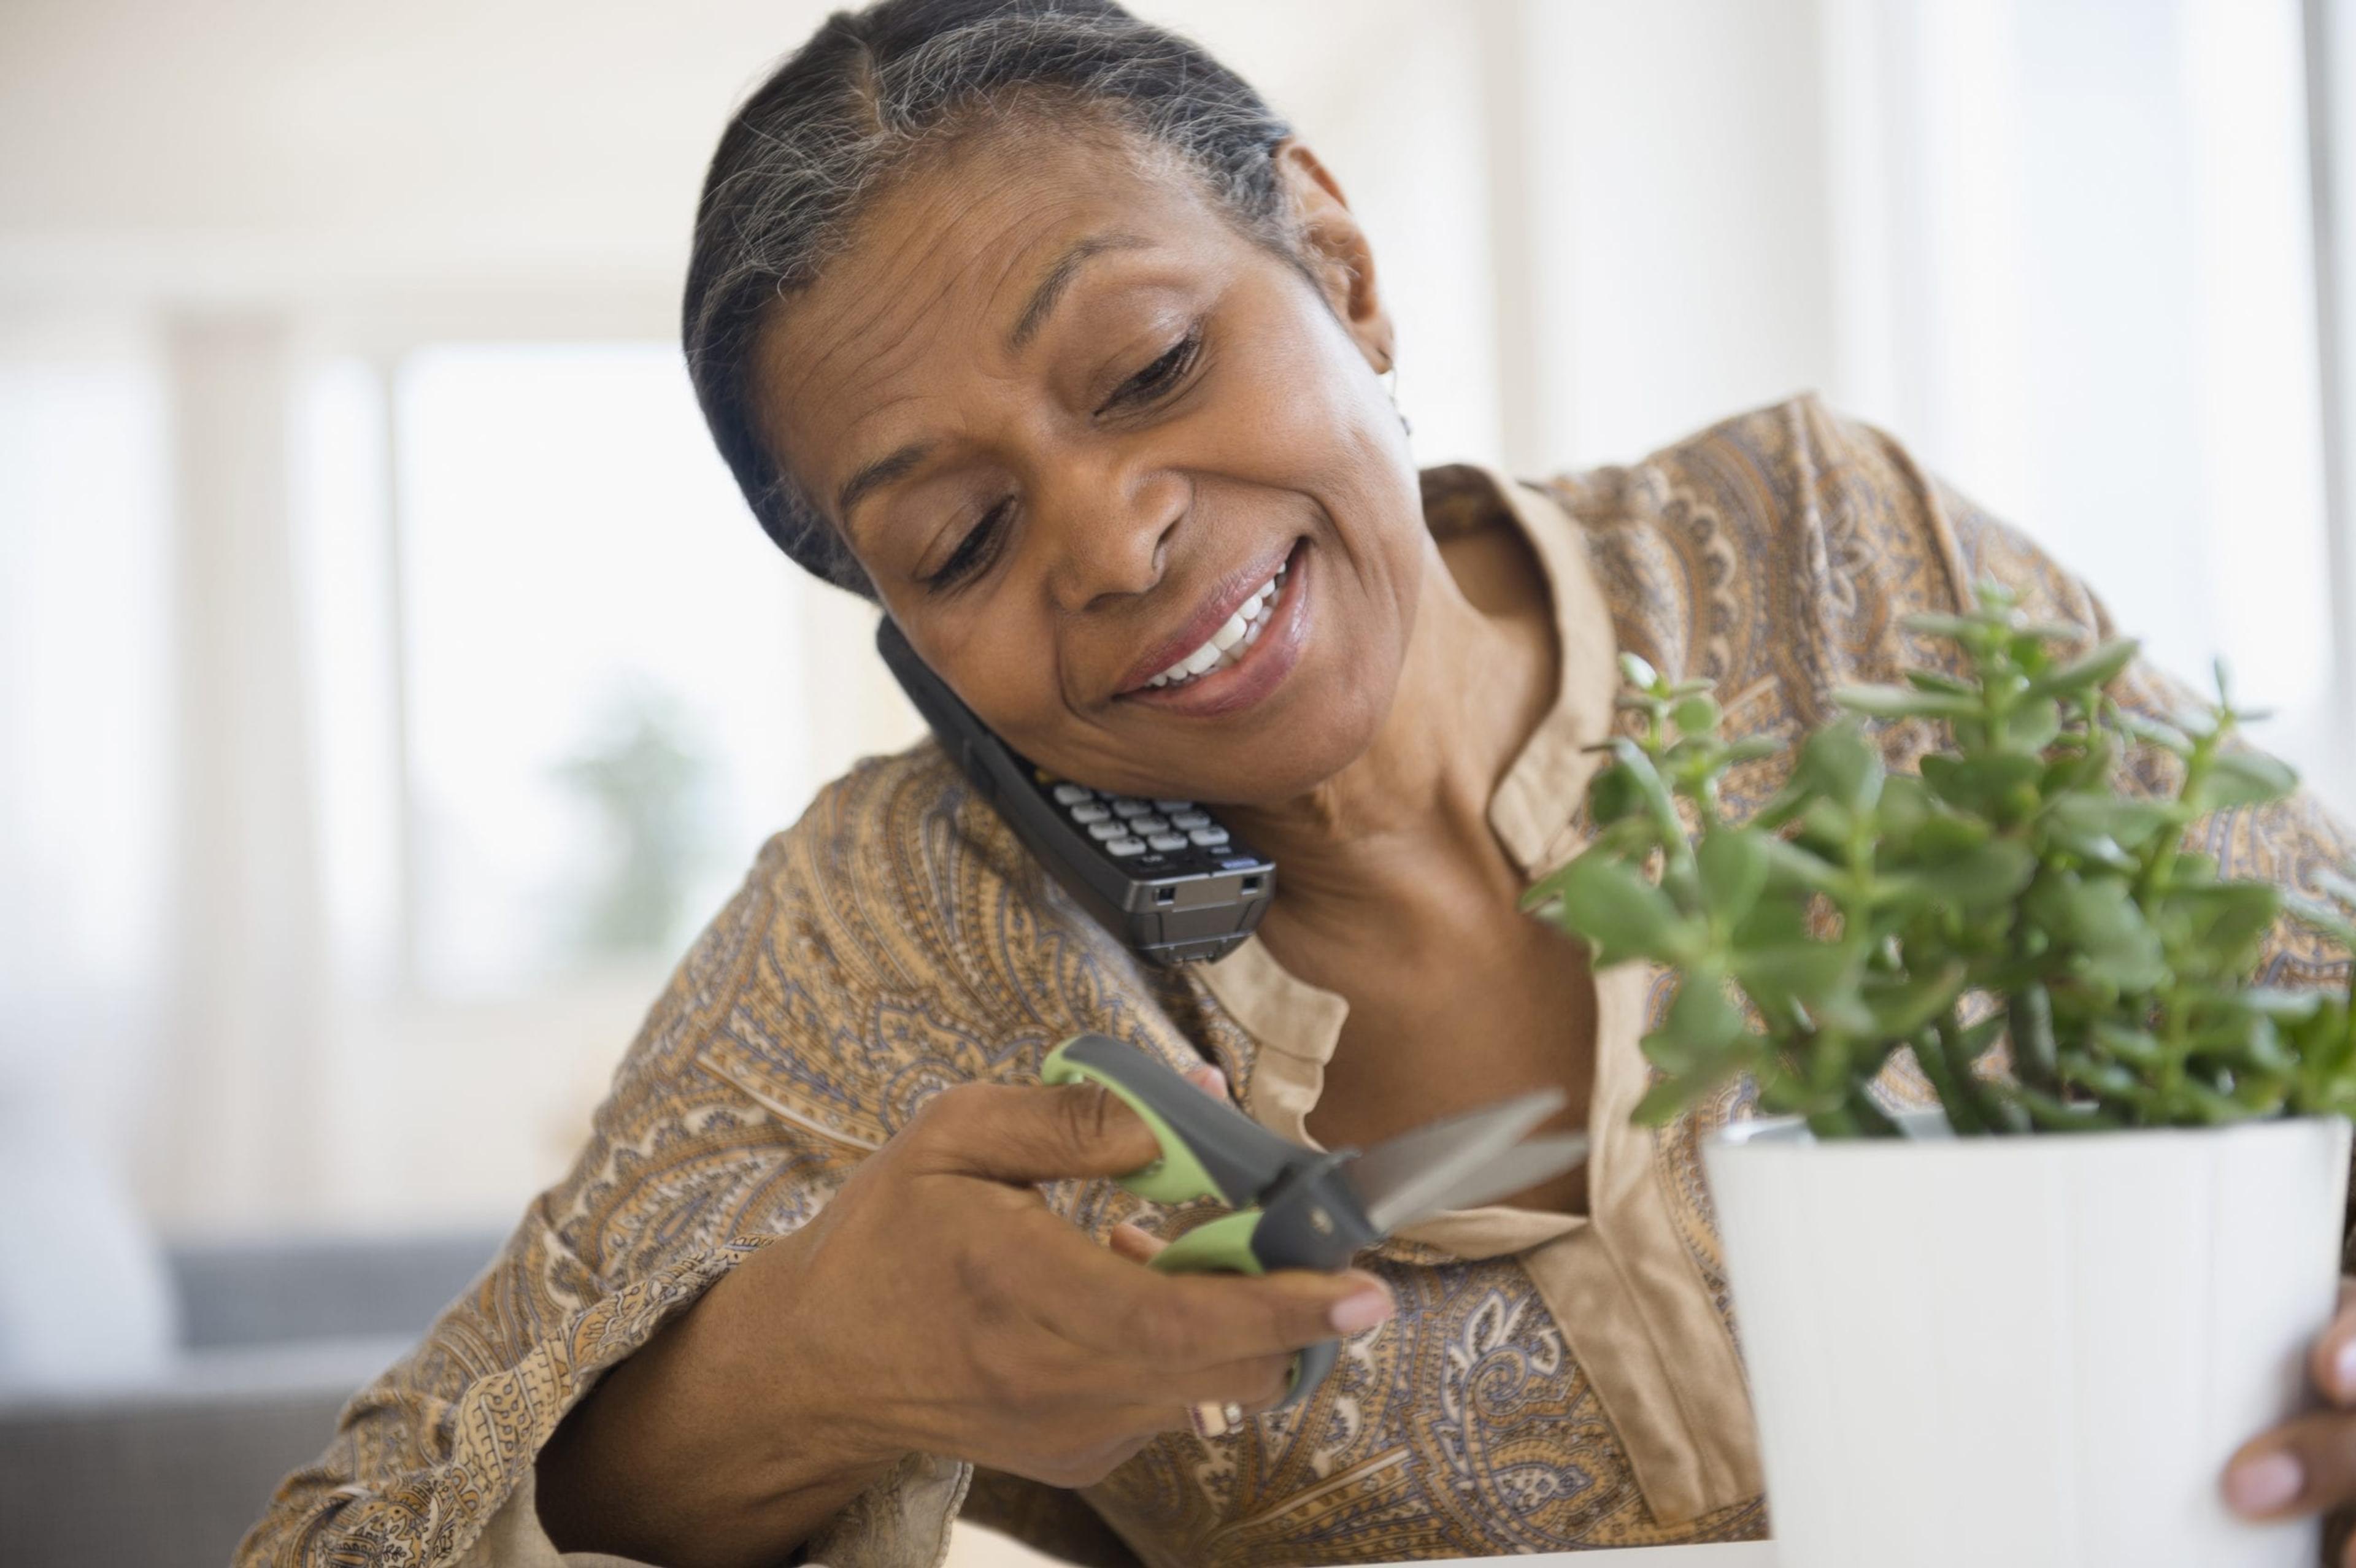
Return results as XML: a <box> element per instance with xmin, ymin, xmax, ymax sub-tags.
<box><xmin>554</xmin><ymin>681</ymin><xmax>714</xmax><ymax>959</ymax></box>
<box><xmin>1528</xmin><ymin>586</ymin><xmax>2356</xmax><ymax>1139</ymax></box>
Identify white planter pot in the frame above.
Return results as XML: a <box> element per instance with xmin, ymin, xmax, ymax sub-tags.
<box><xmin>1703</xmin><ymin>1110</ymin><xmax>2351</xmax><ymax>1568</ymax></box>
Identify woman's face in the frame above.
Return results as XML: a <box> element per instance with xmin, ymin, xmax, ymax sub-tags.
<box><xmin>758</xmin><ymin>123</ymin><xmax>1425</xmax><ymax>805</ymax></box>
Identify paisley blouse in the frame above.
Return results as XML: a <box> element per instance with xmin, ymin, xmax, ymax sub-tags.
<box><xmin>237</xmin><ymin>394</ymin><xmax>2355</xmax><ymax>1567</ymax></box>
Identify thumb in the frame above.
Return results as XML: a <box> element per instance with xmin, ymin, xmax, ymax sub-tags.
<box><xmin>912</xmin><ymin>1080</ymin><xmax>1165</xmax><ymax>1185</ymax></box>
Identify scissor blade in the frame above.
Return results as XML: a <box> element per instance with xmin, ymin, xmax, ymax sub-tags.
<box><xmin>1342</xmin><ymin>1089</ymin><xmax>1568</xmax><ymax>1234</ymax></box>
<box><xmin>1399</xmin><ymin>1132</ymin><xmax>1590</xmax><ymax>1222</ymax></box>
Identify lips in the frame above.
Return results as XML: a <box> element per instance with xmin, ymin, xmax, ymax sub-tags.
<box><xmin>1118</xmin><ymin>539</ymin><xmax>1311</xmax><ymax>719</ymax></box>
<box><xmin>1115</xmin><ymin>539</ymin><xmax>1303</xmax><ymax>696</ymax></box>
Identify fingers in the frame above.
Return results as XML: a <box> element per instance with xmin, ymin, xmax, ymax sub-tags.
<box><xmin>2227</xmin><ymin>1409</ymin><xmax>2356</xmax><ymax>1521</ymax></box>
<box><xmin>1066</xmin><ymin>1258</ymin><xmax>1395</xmax><ymax>1372</ymax></box>
<box><xmin>1108</xmin><ymin>1221</ymin><xmax>1166</xmax><ymax>1265</ymax></box>
<box><xmin>912</xmin><ymin>1081</ymin><xmax>1163</xmax><ymax>1185</ymax></box>
<box><xmin>2316</xmin><ymin>1296</ymin><xmax>2356</xmax><ymax>1409</ymax></box>
<box><xmin>907</xmin><ymin>1057</ymin><xmax>1225</xmax><ymax>1186</ymax></box>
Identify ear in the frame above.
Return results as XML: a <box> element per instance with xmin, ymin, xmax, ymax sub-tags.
<box><xmin>1271</xmin><ymin>140</ymin><xmax>1396</xmax><ymax>374</ymax></box>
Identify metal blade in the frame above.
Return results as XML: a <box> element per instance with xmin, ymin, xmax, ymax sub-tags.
<box><xmin>1398</xmin><ymin>1132</ymin><xmax>1590</xmax><ymax>1221</ymax></box>
<box><xmin>1342</xmin><ymin>1089</ymin><xmax>1568</xmax><ymax>1233</ymax></box>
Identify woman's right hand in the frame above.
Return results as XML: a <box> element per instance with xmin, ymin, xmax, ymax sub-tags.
<box><xmin>535</xmin><ymin>1070</ymin><xmax>1396</xmax><ymax>1568</ymax></box>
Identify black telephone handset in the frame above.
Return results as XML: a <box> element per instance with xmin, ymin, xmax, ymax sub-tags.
<box><xmin>876</xmin><ymin>618</ymin><xmax>1276</xmax><ymax>966</ymax></box>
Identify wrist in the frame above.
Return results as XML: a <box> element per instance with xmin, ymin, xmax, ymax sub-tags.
<box><xmin>703</xmin><ymin>1223</ymin><xmax>915</xmax><ymax>1479</ymax></box>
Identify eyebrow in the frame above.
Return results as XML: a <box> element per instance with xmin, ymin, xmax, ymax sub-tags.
<box><xmin>834</xmin><ymin>439</ymin><xmax>932</xmax><ymax>538</ymax></box>
<box><xmin>1009</xmin><ymin>231</ymin><xmax>1152</xmax><ymax>350</ymax></box>
<box><xmin>833</xmin><ymin>232</ymin><xmax>1156</xmax><ymax>537</ymax></box>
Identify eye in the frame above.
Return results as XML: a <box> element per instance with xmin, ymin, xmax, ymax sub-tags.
<box><xmin>1100</xmin><ymin>324</ymin><xmax>1204</xmax><ymax>414</ymax></box>
<box><xmin>922</xmin><ymin>496</ymin><xmax>1014</xmax><ymax>593</ymax></box>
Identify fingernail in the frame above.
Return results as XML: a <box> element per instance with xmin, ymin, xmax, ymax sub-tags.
<box><xmin>1330</xmin><ymin>1288</ymin><xmax>1395</xmax><ymax>1334</ymax></box>
<box><xmin>2334</xmin><ymin>1337</ymin><xmax>2356</xmax><ymax>1401</ymax></box>
<box><xmin>2225</xmin><ymin>1451</ymin><xmax>2303</xmax><ymax>1516</ymax></box>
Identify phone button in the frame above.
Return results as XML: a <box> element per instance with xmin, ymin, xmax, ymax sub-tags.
<box><xmin>1188</xmin><ymin>827</ymin><xmax>1231</xmax><ymax>847</ymax></box>
<box><xmin>1147</xmin><ymin>832</ymin><xmax>1188</xmax><ymax>851</ymax></box>
<box><xmin>1170</xmin><ymin>811</ymin><xmax>1211</xmax><ymax>829</ymax></box>
<box><xmin>1052</xmin><ymin>783</ymin><xmax>1093</xmax><ymax>805</ymax></box>
<box><xmin>1069</xmin><ymin>803</ymin><xmax>1111</xmax><ymax>823</ymax></box>
<box><xmin>1153</xmin><ymin>798</ymin><xmax>1193</xmax><ymax>812</ymax></box>
<box><xmin>1131</xmin><ymin>815</ymin><xmax>1168</xmax><ymax>834</ymax></box>
<box><xmin>1109</xmin><ymin>798</ymin><xmax>1151</xmax><ymax>818</ymax></box>
<box><xmin>1087</xmin><ymin>820</ymin><xmax>1126</xmax><ymax>840</ymax></box>
<box><xmin>1106</xmin><ymin>837</ymin><xmax>1147</xmax><ymax>857</ymax></box>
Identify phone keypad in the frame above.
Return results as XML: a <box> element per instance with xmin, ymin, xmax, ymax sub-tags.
<box><xmin>1037</xmin><ymin>780</ymin><xmax>1250</xmax><ymax>870</ymax></box>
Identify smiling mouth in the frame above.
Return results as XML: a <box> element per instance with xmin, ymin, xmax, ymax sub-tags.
<box><xmin>1141</xmin><ymin>558</ymin><xmax>1290</xmax><ymax>690</ymax></box>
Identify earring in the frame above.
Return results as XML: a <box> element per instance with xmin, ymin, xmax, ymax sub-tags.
<box><xmin>1380</xmin><ymin>361</ymin><xmax>1412</xmax><ymax>440</ymax></box>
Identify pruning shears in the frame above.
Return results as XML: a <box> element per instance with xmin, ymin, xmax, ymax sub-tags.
<box><xmin>1042</xmin><ymin>1032</ymin><xmax>1589</xmax><ymax>1409</ymax></box>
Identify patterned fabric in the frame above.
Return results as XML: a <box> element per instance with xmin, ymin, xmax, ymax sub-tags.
<box><xmin>237</xmin><ymin>395</ymin><xmax>2356</xmax><ymax>1567</ymax></box>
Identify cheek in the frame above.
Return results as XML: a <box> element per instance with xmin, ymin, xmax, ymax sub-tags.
<box><xmin>924</xmin><ymin>609</ymin><xmax>1071</xmax><ymax>759</ymax></box>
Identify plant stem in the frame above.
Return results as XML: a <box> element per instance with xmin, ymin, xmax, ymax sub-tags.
<box><xmin>1908</xmin><ymin>1025</ymin><xmax>1981</xmax><ymax>1134</ymax></box>
<box><xmin>2008</xmin><ymin>983</ymin><xmax>2060</xmax><ymax>1094</ymax></box>
<box><xmin>1843</xmin><ymin>1083</ymin><xmax>1903</xmax><ymax>1137</ymax></box>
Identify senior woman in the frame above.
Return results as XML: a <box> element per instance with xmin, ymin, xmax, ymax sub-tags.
<box><xmin>243</xmin><ymin>2</ymin><xmax>2356</xmax><ymax>1564</ymax></box>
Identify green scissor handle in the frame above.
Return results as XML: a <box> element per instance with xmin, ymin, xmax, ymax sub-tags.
<box><xmin>1152</xmin><ymin>1209</ymin><xmax>1325</xmax><ymax>1401</ymax></box>
<box><xmin>1149</xmin><ymin>1209</ymin><xmax>1266</xmax><ymax>1275</ymax></box>
<box><xmin>1042</xmin><ymin>1037</ymin><xmax>1228</xmax><ymax>1205</ymax></box>
<box><xmin>1042</xmin><ymin>1036</ymin><xmax>1341</xmax><ymax>1407</ymax></box>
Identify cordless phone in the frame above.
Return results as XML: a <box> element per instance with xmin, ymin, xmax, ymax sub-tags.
<box><xmin>876</xmin><ymin>618</ymin><xmax>1277</xmax><ymax>966</ymax></box>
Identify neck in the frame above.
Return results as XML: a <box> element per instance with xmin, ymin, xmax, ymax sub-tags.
<box><xmin>1222</xmin><ymin>533</ymin><xmax>1555</xmax><ymax>946</ymax></box>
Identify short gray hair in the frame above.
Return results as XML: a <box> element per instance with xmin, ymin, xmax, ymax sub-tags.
<box><xmin>682</xmin><ymin>0</ymin><xmax>1297</xmax><ymax>594</ymax></box>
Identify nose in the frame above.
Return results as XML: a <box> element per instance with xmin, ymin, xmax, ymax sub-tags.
<box><xmin>1037</xmin><ymin>461</ymin><xmax>1186</xmax><ymax>615</ymax></box>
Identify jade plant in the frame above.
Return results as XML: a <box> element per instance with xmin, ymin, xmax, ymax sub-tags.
<box><xmin>1525</xmin><ymin>583</ymin><xmax>2356</xmax><ymax>1137</ymax></box>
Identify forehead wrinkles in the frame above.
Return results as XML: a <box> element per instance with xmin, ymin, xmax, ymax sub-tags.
<box><xmin>772</xmin><ymin>161</ymin><xmax>1090</xmax><ymax>443</ymax></box>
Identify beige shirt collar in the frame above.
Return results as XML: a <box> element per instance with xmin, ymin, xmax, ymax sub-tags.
<box><xmin>1187</xmin><ymin>464</ymin><xmax>1764</xmax><ymax>1525</ymax></box>
<box><xmin>1190</xmin><ymin>462</ymin><xmax>1618</xmax><ymax>1258</ymax></box>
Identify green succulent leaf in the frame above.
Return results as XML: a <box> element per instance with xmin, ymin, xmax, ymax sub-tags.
<box><xmin>1919</xmin><ymin>751</ymin><xmax>2044</xmax><ymax>820</ymax></box>
<box><xmin>1915</xmin><ymin>839</ymin><xmax>2037</xmax><ymax>910</ymax></box>
<box><xmin>1696</xmin><ymin>829</ymin><xmax>1771</xmax><ymax>926</ymax></box>
<box><xmin>2200</xmin><ymin>751</ymin><xmax>2297</xmax><ymax>812</ymax></box>
<box><xmin>1547</xmin><ymin>852</ymin><xmax>1698</xmax><ymax>968</ymax></box>
<box><xmin>2021</xmin><ymin>637</ymin><xmax>2138</xmax><ymax>701</ymax></box>
<box><xmin>1549</xmin><ymin>592</ymin><xmax>2346</xmax><ymax>1140</ymax></box>
<box><xmin>1834</xmin><ymin>684</ymin><xmax>1981</xmax><ymax>722</ymax></box>
<box><xmin>1796</xmin><ymin>721</ymin><xmax>1884</xmax><ymax>813</ymax></box>
<box><xmin>1672</xmin><ymin>694</ymin><xmax>1722</xmax><ymax>736</ymax></box>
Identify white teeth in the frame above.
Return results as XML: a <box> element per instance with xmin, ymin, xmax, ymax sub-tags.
<box><xmin>1144</xmin><ymin>563</ymin><xmax>1290</xmax><ymax>691</ymax></box>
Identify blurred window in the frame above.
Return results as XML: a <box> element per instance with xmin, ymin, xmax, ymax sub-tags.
<box><xmin>299</xmin><ymin>344</ymin><xmax>812</xmax><ymax>1002</ymax></box>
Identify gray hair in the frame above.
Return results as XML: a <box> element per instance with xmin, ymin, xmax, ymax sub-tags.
<box><xmin>682</xmin><ymin>0</ymin><xmax>1297</xmax><ymax>594</ymax></box>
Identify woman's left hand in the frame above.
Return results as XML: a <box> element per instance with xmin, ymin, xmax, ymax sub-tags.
<box><xmin>2225</xmin><ymin>1278</ymin><xmax>2356</xmax><ymax>1556</ymax></box>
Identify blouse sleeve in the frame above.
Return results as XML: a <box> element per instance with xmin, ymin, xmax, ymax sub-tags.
<box><xmin>233</xmin><ymin>756</ymin><xmax>1005</xmax><ymax>1568</ymax></box>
